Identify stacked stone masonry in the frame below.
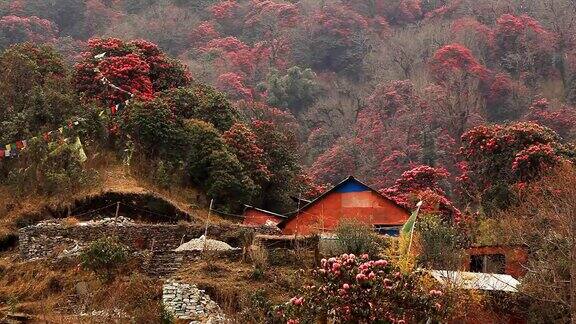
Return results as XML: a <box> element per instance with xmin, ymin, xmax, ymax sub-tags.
<box><xmin>18</xmin><ymin>220</ymin><xmax>272</xmax><ymax>260</ymax></box>
<box><xmin>163</xmin><ymin>279</ymin><xmax>226</xmax><ymax>323</ymax></box>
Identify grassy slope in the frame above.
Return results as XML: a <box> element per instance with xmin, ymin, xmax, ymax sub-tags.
<box><xmin>0</xmin><ymin>153</ymin><xmax>233</xmax><ymax>238</ymax></box>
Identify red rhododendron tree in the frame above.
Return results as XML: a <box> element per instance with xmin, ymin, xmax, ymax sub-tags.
<box><xmin>223</xmin><ymin>122</ymin><xmax>271</xmax><ymax>184</ymax></box>
<box><xmin>245</xmin><ymin>0</ymin><xmax>298</xmax><ymax>68</ymax></box>
<box><xmin>277</xmin><ymin>254</ymin><xmax>448</xmax><ymax>323</ymax></box>
<box><xmin>383</xmin><ymin>165</ymin><xmax>462</xmax><ymax>221</ymax></box>
<box><xmin>309</xmin><ymin>139</ymin><xmax>360</xmax><ymax>186</ymax></box>
<box><xmin>246</xmin><ymin>0</ymin><xmax>299</xmax><ymax>29</ymax></box>
<box><xmin>458</xmin><ymin>122</ymin><xmax>572</xmax><ymax>212</ymax></box>
<box><xmin>189</xmin><ymin>21</ymin><xmax>220</xmax><ymax>47</ymax></box>
<box><xmin>450</xmin><ymin>17</ymin><xmax>493</xmax><ymax>62</ymax></box>
<box><xmin>74</xmin><ymin>37</ymin><xmax>190</xmax><ymax>102</ymax></box>
<box><xmin>427</xmin><ymin>45</ymin><xmax>489</xmax><ymax>141</ymax></box>
<box><xmin>84</xmin><ymin>0</ymin><xmax>123</xmax><ymax>36</ymax></box>
<box><xmin>429</xmin><ymin>43</ymin><xmax>489</xmax><ymax>84</ymax></box>
<box><xmin>525</xmin><ymin>98</ymin><xmax>576</xmax><ymax>140</ymax></box>
<box><xmin>300</xmin><ymin>2</ymin><xmax>370</xmax><ymax>75</ymax></box>
<box><xmin>0</xmin><ymin>15</ymin><xmax>58</xmax><ymax>49</ymax></box>
<box><xmin>216</xmin><ymin>72</ymin><xmax>253</xmax><ymax>100</ymax></box>
<box><xmin>208</xmin><ymin>0</ymin><xmax>245</xmax><ymax>36</ymax></box>
<box><xmin>485</xmin><ymin>72</ymin><xmax>525</xmax><ymax>122</ymax></box>
<box><xmin>355</xmin><ymin>80</ymin><xmax>429</xmax><ymax>188</ymax></box>
<box><xmin>492</xmin><ymin>14</ymin><xmax>555</xmax><ymax>81</ymax></box>
<box><xmin>423</xmin><ymin>0</ymin><xmax>462</xmax><ymax>20</ymax></box>
<box><xmin>202</xmin><ymin>36</ymin><xmax>271</xmax><ymax>95</ymax></box>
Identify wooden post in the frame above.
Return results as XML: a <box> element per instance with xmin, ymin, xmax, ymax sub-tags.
<box><xmin>115</xmin><ymin>202</ymin><xmax>120</xmax><ymax>220</ymax></box>
<box><xmin>203</xmin><ymin>199</ymin><xmax>214</xmax><ymax>251</ymax></box>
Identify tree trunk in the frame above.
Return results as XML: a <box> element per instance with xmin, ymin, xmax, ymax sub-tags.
<box><xmin>571</xmin><ymin>233</ymin><xmax>576</xmax><ymax>324</ymax></box>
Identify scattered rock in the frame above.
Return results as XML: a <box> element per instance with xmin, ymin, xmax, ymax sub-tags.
<box><xmin>75</xmin><ymin>281</ymin><xmax>90</xmax><ymax>298</ymax></box>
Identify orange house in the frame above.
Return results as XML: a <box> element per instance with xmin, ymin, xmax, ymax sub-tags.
<box><xmin>279</xmin><ymin>176</ymin><xmax>410</xmax><ymax>235</ymax></box>
<box><xmin>242</xmin><ymin>205</ymin><xmax>287</xmax><ymax>227</ymax></box>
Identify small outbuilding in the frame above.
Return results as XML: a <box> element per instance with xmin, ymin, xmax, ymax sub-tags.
<box><xmin>241</xmin><ymin>205</ymin><xmax>287</xmax><ymax>227</ymax></box>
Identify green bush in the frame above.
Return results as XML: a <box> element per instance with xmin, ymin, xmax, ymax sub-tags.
<box><xmin>80</xmin><ymin>238</ymin><xmax>128</xmax><ymax>281</ymax></box>
<box><xmin>335</xmin><ymin>219</ymin><xmax>385</xmax><ymax>258</ymax></box>
<box><xmin>6</xmin><ymin>137</ymin><xmax>97</xmax><ymax>197</ymax></box>
<box><xmin>416</xmin><ymin>214</ymin><xmax>466</xmax><ymax>270</ymax></box>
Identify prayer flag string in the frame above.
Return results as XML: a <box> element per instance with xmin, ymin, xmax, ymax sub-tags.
<box><xmin>1</xmin><ymin>52</ymin><xmax>134</xmax><ymax>160</ymax></box>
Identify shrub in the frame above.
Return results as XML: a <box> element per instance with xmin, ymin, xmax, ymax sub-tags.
<box><xmin>80</xmin><ymin>237</ymin><xmax>128</xmax><ymax>281</ymax></box>
<box><xmin>416</xmin><ymin>214</ymin><xmax>466</xmax><ymax>270</ymax></box>
<box><xmin>238</xmin><ymin>290</ymin><xmax>276</xmax><ymax>323</ymax></box>
<box><xmin>0</xmin><ymin>232</ymin><xmax>17</xmax><ymax>251</ymax></box>
<box><xmin>335</xmin><ymin>219</ymin><xmax>385</xmax><ymax>258</ymax></box>
<box><xmin>249</xmin><ymin>245</ymin><xmax>268</xmax><ymax>280</ymax></box>
<box><xmin>6</xmin><ymin>138</ymin><xmax>98</xmax><ymax>197</ymax></box>
<box><xmin>277</xmin><ymin>254</ymin><xmax>448</xmax><ymax>323</ymax></box>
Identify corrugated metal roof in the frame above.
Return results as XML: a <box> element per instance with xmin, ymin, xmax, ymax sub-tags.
<box><xmin>428</xmin><ymin>270</ymin><xmax>520</xmax><ymax>292</ymax></box>
<box><xmin>243</xmin><ymin>205</ymin><xmax>288</xmax><ymax>219</ymax></box>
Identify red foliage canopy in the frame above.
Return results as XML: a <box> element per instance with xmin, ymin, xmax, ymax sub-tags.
<box><xmin>223</xmin><ymin>122</ymin><xmax>271</xmax><ymax>183</ymax></box>
<box><xmin>312</xmin><ymin>3</ymin><xmax>369</xmax><ymax>44</ymax></box>
<box><xmin>382</xmin><ymin>165</ymin><xmax>462</xmax><ymax>221</ymax></box>
<box><xmin>246</xmin><ymin>0</ymin><xmax>299</xmax><ymax>28</ymax></box>
<box><xmin>0</xmin><ymin>15</ymin><xmax>58</xmax><ymax>47</ymax></box>
<box><xmin>74</xmin><ymin>38</ymin><xmax>190</xmax><ymax>102</ymax></box>
<box><xmin>429</xmin><ymin>43</ymin><xmax>489</xmax><ymax>83</ymax></box>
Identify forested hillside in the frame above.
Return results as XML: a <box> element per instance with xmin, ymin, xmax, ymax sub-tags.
<box><xmin>3</xmin><ymin>0</ymin><xmax>576</xmax><ymax>216</ymax></box>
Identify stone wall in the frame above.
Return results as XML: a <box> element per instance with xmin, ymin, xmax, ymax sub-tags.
<box><xmin>163</xmin><ymin>279</ymin><xmax>226</xmax><ymax>323</ymax></box>
<box><xmin>143</xmin><ymin>250</ymin><xmax>242</xmax><ymax>278</ymax></box>
<box><xmin>18</xmin><ymin>221</ymin><xmax>247</xmax><ymax>260</ymax></box>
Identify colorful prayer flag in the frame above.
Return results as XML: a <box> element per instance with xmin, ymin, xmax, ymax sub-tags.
<box><xmin>71</xmin><ymin>137</ymin><xmax>88</xmax><ymax>163</ymax></box>
<box><xmin>94</xmin><ymin>53</ymin><xmax>106</xmax><ymax>60</ymax></box>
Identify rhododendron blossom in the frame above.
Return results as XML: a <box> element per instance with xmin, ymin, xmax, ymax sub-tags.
<box><xmin>277</xmin><ymin>254</ymin><xmax>448</xmax><ymax>323</ymax></box>
<box><xmin>216</xmin><ymin>72</ymin><xmax>253</xmax><ymax>100</ymax></box>
<box><xmin>429</xmin><ymin>44</ymin><xmax>489</xmax><ymax>83</ymax></box>
<box><xmin>74</xmin><ymin>38</ymin><xmax>190</xmax><ymax>102</ymax></box>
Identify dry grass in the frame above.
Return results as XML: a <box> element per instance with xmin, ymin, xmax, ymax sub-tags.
<box><xmin>174</xmin><ymin>254</ymin><xmax>310</xmax><ymax>316</ymax></box>
<box><xmin>0</xmin><ymin>152</ymin><xmax>233</xmax><ymax>240</ymax></box>
<box><xmin>0</xmin><ymin>255</ymin><xmax>165</xmax><ymax>323</ymax></box>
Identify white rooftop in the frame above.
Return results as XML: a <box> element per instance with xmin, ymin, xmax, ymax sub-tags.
<box><xmin>428</xmin><ymin>270</ymin><xmax>520</xmax><ymax>293</ymax></box>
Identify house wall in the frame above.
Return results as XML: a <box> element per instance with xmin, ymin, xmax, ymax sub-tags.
<box><xmin>464</xmin><ymin>245</ymin><xmax>528</xmax><ymax>278</ymax></box>
<box><xmin>282</xmin><ymin>190</ymin><xmax>410</xmax><ymax>235</ymax></box>
<box><xmin>242</xmin><ymin>209</ymin><xmax>284</xmax><ymax>226</ymax></box>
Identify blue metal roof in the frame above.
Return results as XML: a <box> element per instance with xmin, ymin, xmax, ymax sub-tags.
<box><xmin>334</xmin><ymin>180</ymin><xmax>370</xmax><ymax>193</ymax></box>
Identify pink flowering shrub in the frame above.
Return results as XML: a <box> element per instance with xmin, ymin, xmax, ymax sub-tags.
<box><xmin>277</xmin><ymin>254</ymin><xmax>448</xmax><ymax>323</ymax></box>
<box><xmin>512</xmin><ymin>144</ymin><xmax>560</xmax><ymax>181</ymax></box>
<box><xmin>429</xmin><ymin>43</ymin><xmax>489</xmax><ymax>84</ymax></box>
